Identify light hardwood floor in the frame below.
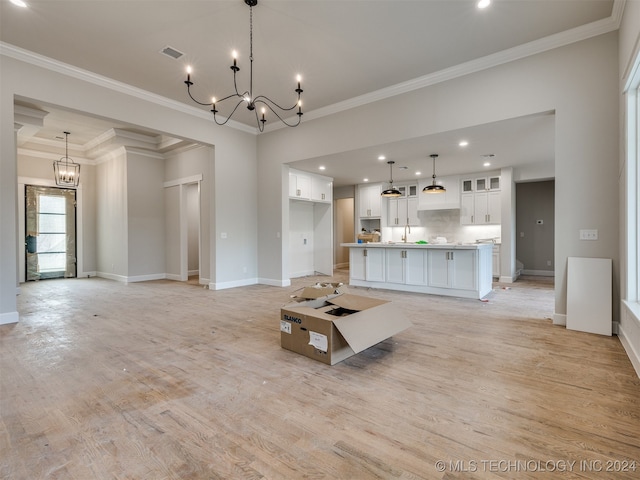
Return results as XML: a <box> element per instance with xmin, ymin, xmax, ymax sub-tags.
<box><xmin>1</xmin><ymin>271</ymin><xmax>639</xmax><ymax>479</ymax></box>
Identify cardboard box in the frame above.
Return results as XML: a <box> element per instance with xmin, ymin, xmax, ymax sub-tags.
<box><xmin>280</xmin><ymin>293</ymin><xmax>412</xmax><ymax>365</ymax></box>
<box><xmin>290</xmin><ymin>282</ymin><xmax>348</xmax><ymax>301</ymax></box>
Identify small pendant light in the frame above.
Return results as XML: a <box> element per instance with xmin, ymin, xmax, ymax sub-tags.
<box><xmin>423</xmin><ymin>154</ymin><xmax>445</xmax><ymax>194</ymax></box>
<box><xmin>381</xmin><ymin>160</ymin><xmax>402</xmax><ymax>197</ymax></box>
<box><xmin>53</xmin><ymin>131</ymin><xmax>80</xmax><ymax>187</ymax></box>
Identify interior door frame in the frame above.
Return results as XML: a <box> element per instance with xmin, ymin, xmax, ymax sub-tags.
<box><xmin>18</xmin><ymin>177</ymin><xmax>84</xmax><ymax>283</ymax></box>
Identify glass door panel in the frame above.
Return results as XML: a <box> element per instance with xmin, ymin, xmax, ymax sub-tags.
<box><xmin>25</xmin><ymin>185</ymin><xmax>77</xmax><ymax>281</ymax></box>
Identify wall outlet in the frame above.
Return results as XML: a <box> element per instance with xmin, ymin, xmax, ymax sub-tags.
<box><xmin>221</xmin><ymin>232</ymin><xmax>228</xmax><ymax>239</ymax></box>
<box><xmin>579</xmin><ymin>229</ymin><xmax>598</xmax><ymax>240</ymax></box>
<box><xmin>547</xmin><ymin>260</ymin><xmax>552</xmax><ymax>266</ymax></box>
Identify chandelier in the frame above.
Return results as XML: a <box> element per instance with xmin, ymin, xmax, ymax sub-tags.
<box><xmin>53</xmin><ymin>131</ymin><xmax>80</xmax><ymax>187</ymax></box>
<box><xmin>184</xmin><ymin>0</ymin><xmax>303</xmax><ymax>132</ymax></box>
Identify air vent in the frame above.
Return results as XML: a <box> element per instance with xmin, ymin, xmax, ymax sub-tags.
<box><xmin>160</xmin><ymin>45</ymin><xmax>184</xmax><ymax>60</ymax></box>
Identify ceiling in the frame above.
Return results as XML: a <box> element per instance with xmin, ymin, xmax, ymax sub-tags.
<box><xmin>1</xmin><ymin>0</ymin><xmax>618</xmax><ymax>186</ymax></box>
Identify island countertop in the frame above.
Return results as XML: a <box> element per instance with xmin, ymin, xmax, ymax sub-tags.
<box><xmin>341</xmin><ymin>242</ymin><xmax>492</xmax><ymax>250</ymax></box>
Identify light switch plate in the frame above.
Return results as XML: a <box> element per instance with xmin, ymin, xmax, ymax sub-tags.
<box><xmin>579</xmin><ymin>229</ymin><xmax>598</xmax><ymax>240</ymax></box>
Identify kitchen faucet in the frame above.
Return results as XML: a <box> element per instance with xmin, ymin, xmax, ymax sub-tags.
<box><xmin>402</xmin><ymin>223</ymin><xmax>411</xmax><ymax>243</ymax></box>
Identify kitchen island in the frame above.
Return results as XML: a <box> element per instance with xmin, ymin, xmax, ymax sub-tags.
<box><xmin>342</xmin><ymin>242</ymin><xmax>493</xmax><ymax>299</ymax></box>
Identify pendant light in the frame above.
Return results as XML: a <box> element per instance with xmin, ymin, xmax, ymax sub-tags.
<box><xmin>381</xmin><ymin>161</ymin><xmax>402</xmax><ymax>197</ymax></box>
<box><xmin>53</xmin><ymin>131</ymin><xmax>80</xmax><ymax>187</ymax></box>
<box><xmin>423</xmin><ymin>154</ymin><xmax>445</xmax><ymax>194</ymax></box>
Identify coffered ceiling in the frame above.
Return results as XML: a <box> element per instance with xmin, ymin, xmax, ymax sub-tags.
<box><xmin>1</xmin><ymin>0</ymin><xmax>620</xmax><ymax>186</ymax></box>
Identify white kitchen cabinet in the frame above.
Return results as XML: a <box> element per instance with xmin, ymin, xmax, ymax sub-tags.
<box><xmin>418</xmin><ymin>175</ymin><xmax>460</xmax><ymax>210</ymax></box>
<box><xmin>387</xmin><ymin>196</ymin><xmax>419</xmax><ymax>226</ymax></box>
<box><xmin>350</xmin><ymin>247</ymin><xmax>385</xmax><ymax>282</ymax></box>
<box><xmin>311</xmin><ymin>175</ymin><xmax>332</xmax><ymax>203</ymax></box>
<box><xmin>345</xmin><ymin>244</ymin><xmax>492</xmax><ymax>299</ymax></box>
<box><xmin>492</xmin><ymin>244</ymin><xmax>500</xmax><ymax>278</ymax></box>
<box><xmin>460</xmin><ymin>191</ymin><xmax>500</xmax><ymax>225</ymax></box>
<box><xmin>427</xmin><ymin>249</ymin><xmax>476</xmax><ymax>291</ymax></box>
<box><xmin>289</xmin><ymin>170</ymin><xmax>311</xmax><ymax>199</ymax></box>
<box><xmin>462</xmin><ymin>174</ymin><xmax>501</xmax><ymax>193</ymax></box>
<box><xmin>385</xmin><ymin>248</ymin><xmax>427</xmax><ymax>285</ymax></box>
<box><xmin>358</xmin><ymin>183</ymin><xmax>382</xmax><ymax>218</ymax></box>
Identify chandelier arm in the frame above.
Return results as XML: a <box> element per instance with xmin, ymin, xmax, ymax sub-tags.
<box><xmin>254</xmin><ymin>100</ymin><xmax>302</xmax><ymax>128</ymax></box>
<box><xmin>186</xmin><ymin>85</ymin><xmax>219</xmax><ymax>107</ymax></box>
<box><xmin>253</xmin><ymin>95</ymin><xmax>300</xmax><ymax>112</ymax></box>
<box><xmin>212</xmin><ymin>99</ymin><xmax>247</xmax><ymax>126</ymax></box>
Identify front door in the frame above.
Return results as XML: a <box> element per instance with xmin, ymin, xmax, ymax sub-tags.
<box><xmin>25</xmin><ymin>185</ymin><xmax>77</xmax><ymax>281</ymax></box>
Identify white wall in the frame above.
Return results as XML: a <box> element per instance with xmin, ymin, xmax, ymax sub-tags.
<box><xmin>258</xmin><ymin>32</ymin><xmax>620</xmax><ymax>323</ymax></box>
<box><xmin>126</xmin><ymin>149</ymin><xmax>165</xmax><ymax>280</ymax></box>
<box><xmin>165</xmin><ymin>145</ymin><xmax>213</xmax><ymax>283</ymax></box>
<box><xmin>0</xmin><ymin>53</ymin><xmax>257</xmax><ymax>322</ymax></box>
<box><xmin>96</xmin><ymin>149</ymin><xmax>128</xmax><ymax>280</ymax></box>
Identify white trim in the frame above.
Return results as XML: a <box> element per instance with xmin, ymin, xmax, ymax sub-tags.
<box><xmin>259</xmin><ymin>277</ymin><xmax>291</xmax><ymax>288</ymax></box>
<box><xmin>553</xmin><ymin>313</ymin><xmax>567</xmax><ymax>326</ymax></box>
<box><xmin>96</xmin><ymin>272</ymin><xmax>129</xmax><ymax>282</ymax></box>
<box><xmin>0</xmin><ymin>42</ymin><xmax>257</xmax><ymax>135</ymax></box>
<box><xmin>499</xmin><ymin>274</ymin><xmax>517</xmax><ymax>283</ymax></box>
<box><xmin>1</xmin><ymin>1</ymin><xmax>624</xmax><ymax>135</ymax></box>
<box><xmin>210</xmin><ymin>277</ymin><xmax>258</xmax><ymax>290</ymax></box>
<box><xmin>166</xmin><ymin>273</ymin><xmax>183</xmax><ymax>281</ymax></box>
<box><xmin>163</xmin><ymin>174</ymin><xmax>203</xmax><ymax>188</ymax></box>
<box><xmin>17</xmin><ymin>148</ymin><xmax>92</xmax><ymax>164</ymax></box>
<box><xmin>521</xmin><ymin>269</ymin><xmax>555</xmax><ymax>276</ymax></box>
<box><xmin>269</xmin><ymin>3</ymin><xmax>625</xmax><ymax>129</ymax></box>
<box><xmin>0</xmin><ymin>311</ymin><xmax>19</xmax><ymax>325</ymax></box>
<box><xmin>620</xmin><ymin>301</ymin><xmax>640</xmax><ymax>378</ymax></box>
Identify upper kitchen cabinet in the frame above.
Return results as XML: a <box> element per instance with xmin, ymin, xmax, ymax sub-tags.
<box><xmin>418</xmin><ymin>175</ymin><xmax>460</xmax><ymax>210</ymax></box>
<box><xmin>461</xmin><ymin>174</ymin><xmax>501</xmax><ymax>193</ymax></box>
<box><xmin>311</xmin><ymin>175</ymin><xmax>332</xmax><ymax>203</ymax></box>
<box><xmin>388</xmin><ymin>196</ymin><xmax>419</xmax><ymax>227</ymax></box>
<box><xmin>289</xmin><ymin>169</ymin><xmax>311</xmax><ymax>200</ymax></box>
<box><xmin>289</xmin><ymin>168</ymin><xmax>332</xmax><ymax>203</ymax></box>
<box><xmin>358</xmin><ymin>183</ymin><xmax>382</xmax><ymax>218</ymax></box>
<box><xmin>461</xmin><ymin>191</ymin><xmax>501</xmax><ymax>225</ymax></box>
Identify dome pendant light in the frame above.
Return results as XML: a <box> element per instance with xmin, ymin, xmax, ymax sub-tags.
<box><xmin>381</xmin><ymin>160</ymin><xmax>402</xmax><ymax>197</ymax></box>
<box><xmin>53</xmin><ymin>131</ymin><xmax>80</xmax><ymax>187</ymax></box>
<box><xmin>423</xmin><ymin>154</ymin><xmax>445</xmax><ymax>194</ymax></box>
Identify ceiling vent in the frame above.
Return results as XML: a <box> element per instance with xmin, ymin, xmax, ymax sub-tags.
<box><xmin>160</xmin><ymin>45</ymin><xmax>184</xmax><ymax>60</ymax></box>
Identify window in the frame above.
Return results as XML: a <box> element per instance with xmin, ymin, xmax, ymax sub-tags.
<box><xmin>625</xmin><ymin>51</ymin><xmax>640</xmax><ymax>303</ymax></box>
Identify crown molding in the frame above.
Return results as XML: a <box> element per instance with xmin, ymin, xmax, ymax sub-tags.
<box><xmin>0</xmin><ymin>43</ymin><xmax>257</xmax><ymax>136</ymax></box>
<box><xmin>2</xmin><ymin>0</ymin><xmax>624</xmax><ymax>135</ymax></box>
<box><xmin>18</xmin><ymin>147</ymin><xmax>92</xmax><ymax>165</ymax></box>
<box><xmin>298</xmin><ymin>0</ymin><xmax>626</xmax><ymax>127</ymax></box>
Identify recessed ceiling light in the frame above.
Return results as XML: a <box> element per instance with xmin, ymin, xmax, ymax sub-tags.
<box><xmin>459</xmin><ymin>140</ymin><xmax>469</xmax><ymax>147</ymax></box>
<box><xmin>363</xmin><ymin>178</ymin><xmax>369</xmax><ymax>182</ymax></box>
<box><xmin>484</xmin><ymin>162</ymin><xmax>491</xmax><ymax>167</ymax></box>
<box><xmin>415</xmin><ymin>171</ymin><xmax>421</xmax><ymax>176</ymax></box>
<box><xmin>378</xmin><ymin>155</ymin><xmax>386</xmax><ymax>161</ymax></box>
<box><xmin>477</xmin><ymin>0</ymin><xmax>491</xmax><ymax>9</ymax></box>
<box><xmin>318</xmin><ymin>165</ymin><xmax>326</xmax><ymax>171</ymax></box>
<box><xmin>10</xmin><ymin>0</ymin><xmax>28</xmax><ymax>7</ymax></box>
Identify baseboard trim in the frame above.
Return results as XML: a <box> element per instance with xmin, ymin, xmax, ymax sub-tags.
<box><xmin>210</xmin><ymin>277</ymin><xmax>258</xmax><ymax>291</ymax></box>
<box><xmin>96</xmin><ymin>272</ymin><xmax>166</xmax><ymax>283</ymax></box>
<box><xmin>0</xmin><ymin>311</ymin><xmax>19</xmax><ymax>325</ymax></box>
<box><xmin>620</xmin><ymin>301</ymin><xmax>640</xmax><ymax>379</ymax></box>
<box><xmin>258</xmin><ymin>277</ymin><xmax>291</xmax><ymax>288</ymax></box>
<box><xmin>554</xmin><ymin>313</ymin><xmax>567</xmax><ymax>326</ymax></box>
<box><xmin>521</xmin><ymin>269</ymin><xmax>555</xmax><ymax>276</ymax></box>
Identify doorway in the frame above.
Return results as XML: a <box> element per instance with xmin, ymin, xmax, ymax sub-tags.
<box><xmin>25</xmin><ymin>185</ymin><xmax>77</xmax><ymax>281</ymax></box>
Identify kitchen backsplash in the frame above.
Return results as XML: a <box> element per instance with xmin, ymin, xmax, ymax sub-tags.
<box><xmin>380</xmin><ymin>209</ymin><xmax>501</xmax><ymax>244</ymax></box>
